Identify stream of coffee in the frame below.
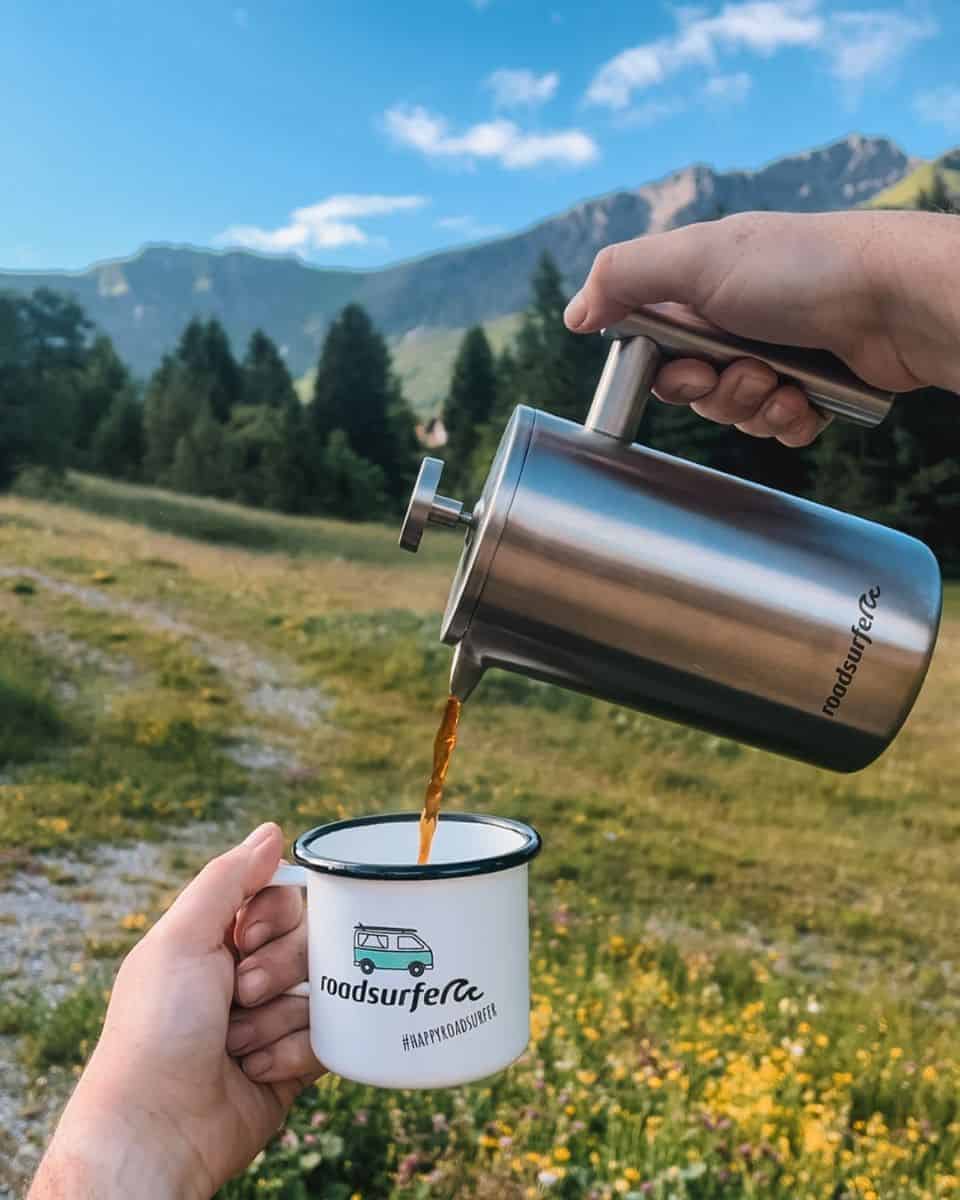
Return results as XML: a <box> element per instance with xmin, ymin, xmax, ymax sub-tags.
<box><xmin>417</xmin><ymin>695</ymin><xmax>462</xmax><ymax>864</ymax></box>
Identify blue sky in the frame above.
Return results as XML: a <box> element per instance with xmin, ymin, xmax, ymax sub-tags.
<box><xmin>2</xmin><ymin>0</ymin><xmax>958</xmax><ymax>272</ymax></box>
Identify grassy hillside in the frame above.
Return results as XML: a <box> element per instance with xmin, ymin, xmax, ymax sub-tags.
<box><xmin>866</xmin><ymin>150</ymin><xmax>960</xmax><ymax>208</ymax></box>
<box><xmin>388</xmin><ymin>312</ymin><xmax>525</xmax><ymax>418</ymax></box>
<box><xmin>25</xmin><ymin>472</ymin><xmax>457</xmax><ymax>569</ymax></box>
<box><xmin>295</xmin><ymin>312</ymin><xmax>525</xmax><ymax>419</ymax></box>
<box><xmin>2</xmin><ymin>476</ymin><xmax>960</xmax><ymax>1197</ymax></box>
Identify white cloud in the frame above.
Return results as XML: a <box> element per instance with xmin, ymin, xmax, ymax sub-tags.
<box><xmin>618</xmin><ymin>98</ymin><xmax>689</xmax><ymax>128</ymax></box>
<box><xmin>486</xmin><ymin>68</ymin><xmax>559</xmax><ymax>109</ymax></box>
<box><xmin>215</xmin><ymin>194</ymin><xmax>428</xmax><ymax>254</ymax></box>
<box><xmin>384</xmin><ymin>104</ymin><xmax>598</xmax><ymax>169</ymax></box>
<box><xmin>914</xmin><ymin>85</ymin><xmax>960</xmax><ymax>133</ymax></box>
<box><xmin>585</xmin><ymin>2</ymin><xmax>934</xmax><ymax>110</ymax></box>
<box><xmin>586</xmin><ymin>1</ymin><xmax>821</xmax><ymax>109</ymax></box>
<box><xmin>703</xmin><ymin>71</ymin><xmax>753</xmax><ymax>105</ymax></box>
<box><xmin>618</xmin><ymin>72</ymin><xmax>751</xmax><ymax>127</ymax></box>
<box><xmin>436</xmin><ymin>215</ymin><xmax>504</xmax><ymax>239</ymax></box>
<box><xmin>824</xmin><ymin>10</ymin><xmax>936</xmax><ymax>85</ymax></box>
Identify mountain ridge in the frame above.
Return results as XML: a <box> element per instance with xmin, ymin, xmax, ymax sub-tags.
<box><xmin>0</xmin><ymin>133</ymin><xmax>918</xmax><ymax>410</ymax></box>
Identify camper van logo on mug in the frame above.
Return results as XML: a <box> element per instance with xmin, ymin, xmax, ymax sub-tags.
<box><xmin>264</xmin><ymin>812</ymin><xmax>541</xmax><ymax>1089</ymax></box>
<box><xmin>353</xmin><ymin>922</ymin><xmax>435</xmax><ymax>975</ymax></box>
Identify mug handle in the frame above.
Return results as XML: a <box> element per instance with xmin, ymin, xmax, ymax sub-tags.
<box><xmin>266</xmin><ymin>863</ymin><xmax>310</xmax><ymax>999</ymax></box>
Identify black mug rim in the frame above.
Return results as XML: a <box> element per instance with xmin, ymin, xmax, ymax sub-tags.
<box><xmin>293</xmin><ymin>811</ymin><xmax>542</xmax><ymax>881</ymax></box>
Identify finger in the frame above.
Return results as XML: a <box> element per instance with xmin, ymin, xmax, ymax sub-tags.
<box><xmin>564</xmin><ymin>227</ymin><xmax>711</xmax><ymax>333</ymax></box>
<box><xmin>235</xmin><ymin>923</ymin><xmax>308</xmax><ymax>1007</ymax></box>
<box><xmin>227</xmin><ymin>995</ymin><xmax>309</xmax><ymax>1057</ymax></box>
<box><xmin>734</xmin><ymin>383</ymin><xmax>809</xmax><ymax>437</ymax></box>
<box><xmin>685</xmin><ymin>359</ymin><xmax>780</xmax><ymax>427</ymax></box>
<box><xmin>652</xmin><ymin>358</ymin><xmax>719</xmax><ymax>406</ymax></box>
<box><xmin>240</xmin><ymin>1029</ymin><xmax>325</xmax><ymax>1085</ymax></box>
<box><xmin>159</xmin><ymin>824</ymin><xmax>284</xmax><ymax>954</ymax></box>
<box><xmin>235</xmin><ymin>879</ymin><xmax>305</xmax><ymax>956</ymax></box>
<box><xmin>735</xmin><ymin>383</ymin><xmax>831</xmax><ymax>446</ymax></box>
<box><xmin>778</xmin><ymin>410</ymin><xmax>831</xmax><ymax>447</ymax></box>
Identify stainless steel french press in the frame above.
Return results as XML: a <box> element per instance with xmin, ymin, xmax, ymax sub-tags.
<box><xmin>399</xmin><ymin>304</ymin><xmax>942</xmax><ymax>772</ymax></box>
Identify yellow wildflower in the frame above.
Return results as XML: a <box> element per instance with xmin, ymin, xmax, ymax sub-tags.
<box><xmin>38</xmin><ymin>817</ymin><xmax>70</xmax><ymax>835</ymax></box>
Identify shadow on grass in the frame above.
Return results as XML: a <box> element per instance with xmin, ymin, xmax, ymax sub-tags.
<box><xmin>0</xmin><ymin>637</ymin><xmax>68</xmax><ymax>764</ymax></box>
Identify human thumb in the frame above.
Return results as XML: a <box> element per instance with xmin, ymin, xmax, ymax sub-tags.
<box><xmin>162</xmin><ymin>823</ymin><xmax>284</xmax><ymax>952</ymax></box>
<box><xmin>564</xmin><ymin>225</ymin><xmax>711</xmax><ymax>334</ymax></box>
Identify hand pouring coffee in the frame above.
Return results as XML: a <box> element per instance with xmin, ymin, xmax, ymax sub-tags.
<box><xmin>400</xmin><ymin>304</ymin><xmax>942</xmax><ymax>778</ymax></box>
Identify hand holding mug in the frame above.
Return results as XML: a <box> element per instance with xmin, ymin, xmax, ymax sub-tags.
<box><xmin>29</xmin><ymin>824</ymin><xmax>322</xmax><ymax>1200</ymax></box>
<box><xmin>30</xmin><ymin>813</ymin><xmax>541</xmax><ymax>1198</ymax></box>
<box><xmin>243</xmin><ymin>812</ymin><xmax>541</xmax><ymax>1090</ymax></box>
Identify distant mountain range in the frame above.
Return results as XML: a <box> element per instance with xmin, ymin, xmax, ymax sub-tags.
<box><xmin>0</xmin><ymin>134</ymin><xmax>929</xmax><ymax>414</ymax></box>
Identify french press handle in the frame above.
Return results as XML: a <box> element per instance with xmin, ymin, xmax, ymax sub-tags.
<box><xmin>588</xmin><ymin>302</ymin><xmax>895</xmax><ymax>443</ymax></box>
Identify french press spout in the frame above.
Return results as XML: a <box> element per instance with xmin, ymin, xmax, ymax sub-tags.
<box><xmin>399</xmin><ymin>304</ymin><xmax>941</xmax><ymax>773</ymax></box>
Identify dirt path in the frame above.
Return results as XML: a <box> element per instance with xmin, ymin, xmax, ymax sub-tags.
<box><xmin>0</xmin><ymin>565</ymin><xmax>332</xmax><ymax>1196</ymax></box>
<box><xmin>0</xmin><ymin>566</ymin><xmax>330</xmax><ymax>728</ymax></box>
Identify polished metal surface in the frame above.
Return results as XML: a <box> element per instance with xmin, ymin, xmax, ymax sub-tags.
<box><xmin>399</xmin><ymin>457</ymin><xmax>473</xmax><ymax>552</ymax></box>
<box><xmin>401</xmin><ymin>306</ymin><xmax>939</xmax><ymax>771</ymax></box>
<box><xmin>442</xmin><ymin>406</ymin><xmax>535</xmax><ymax>644</ymax></box>
<box><xmin>438</xmin><ymin>410</ymin><xmax>941</xmax><ymax>771</ymax></box>
<box><xmin>585</xmin><ymin>335</ymin><xmax>660</xmax><ymax>442</ymax></box>
<box><xmin>606</xmin><ymin>303</ymin><xmax>895</xmax><ymax>428</ymax></box>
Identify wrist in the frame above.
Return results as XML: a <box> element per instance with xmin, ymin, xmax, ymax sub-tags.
<box><xmin>30</xmin><ymin>1087</ymin><xmax>210</xmax><ymax>1200</ymax></box>
<box><xmin>866</xmin><ymin>211</ymin><xmax>960</xmax><ymax>393</ymax></box>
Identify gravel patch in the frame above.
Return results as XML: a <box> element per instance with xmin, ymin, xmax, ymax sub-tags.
<box><xmin>0</xmin><ymin>823</ymin><xmax>230</xmax><ymax>1196</ymax></box>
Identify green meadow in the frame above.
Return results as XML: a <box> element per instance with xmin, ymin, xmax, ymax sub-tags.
<box><xmin>2</xmin><ymin>474</ymin><xmax>960</xmax><ymax>1199</ymax></box>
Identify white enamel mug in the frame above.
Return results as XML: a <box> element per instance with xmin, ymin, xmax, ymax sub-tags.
<box><xmin>264</xmin><ymin>811</ymin><xmax>541</xmax><ymax>1089</ymax></box>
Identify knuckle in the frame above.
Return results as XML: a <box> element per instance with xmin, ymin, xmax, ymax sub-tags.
<box><xmin>275</xmin><ymin>1034</ymin><xmax>313</xmax><ymax>1075</ymax></box>
<box><xmin>765</xmin><ymin>390</ymin><xmax>809</xmax><ymax>431</ymax></box>
<box><xmin>731</xmin><ymin>360</ymin><xmax>778</xmax><ymax>398</ymax></box>
<box><xmin>198</xmin><ymin>852</ymin><xmax>236</xmax><ymax>892</ymax></box>
<box><xmin>590</xmin><ymin>242</ymin><xmax>621</xmax><ymax>290</ymax></box>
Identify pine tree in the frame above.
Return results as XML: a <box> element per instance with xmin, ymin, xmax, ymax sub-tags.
<box><xmin>261</xmin><ymin>400</ymin><xmax>318</xmax><ymax>514</ymax></box>
<box><xmin>91</xmin><ymin>396</ymin><xmax>144</xmax><ymax>480</ymax></box>
<box><xmin>170</xmin><ymin>430</ymin><xmax>205</xmax><ymax>497</ymax></box>
<box><xmin>142</xmin><ymin>360</ymin><xmax>200</xmax><ymax>483</ymax></box>
<box><xmin>72</xmin><ymin>335</ymin><xmax>132</xmax><ymax>462</ymax></box>
<box><xmin>170</xmin><ymin>403</ymin><xmax>231</xmax><ymax>498</ymax></box>
<box><xmin>915</xmin><ymin>170</ymin><xmax>956</xmax><ymax>214</ymax></box>
<box><xmin>0</xmin><ymin>294</ymin><xmax>31</xmax><ymax>489</ymax></box>
<box><xmin>309</xmin><ymin>303</ymin><xmax>416</xmax><ymax>501</ymax></box>
<box><xmin>319</xmin><ymin>429</ymin><xmax>388</xmax><ymax>519</ymax></box>
<box><xmin>176</xmin><ymin>317</ymin><xmax>242</xmax><ymax>422</ymax></box>
<box><xmin>242</xmin><ymin>329</ymin><xmax>297</xmax><ymax>409</ymax></box>
<box><xmin>810</xmin><ymin>424</ymin><xmax>886</xmax><ymax>516</ymax></box>
<box><xmin>0</xmin><ymin>289</ymin><xmax>92</xmax><ymax>486</ymax></box>
<box><xmin>443</xmin><ymin>327</ymin><xmax>498</xmax><ymax>489</ymax></box>
<box><xmin>22</xmin><ymin>288</ymin><xmax>92</xmax><ymax>367</ymax></box>
<box><xmin>511</xmin><ymin>253</ymin><xmax>607</xmax><ymax>422</ymax></box>
<box><xmin>883</xmin><ymin>397</ymin><xmax>960</xmax><ymax>571</ymax></box>
<box><xmin>385</xmin><ymin>381</ymin><xmax>420</xmax><ymax>504</ymax></box>
<box><xmin>222</xmin><ymin>405</ymin><xmax>271</xmax><ymax>507</ymax></box>
<box><xmin>462</xmin><ymin>345</ymin><xmax>522</xmax><ymax>501</ymax></box>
